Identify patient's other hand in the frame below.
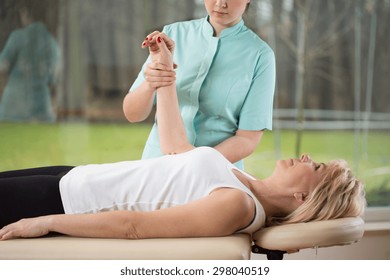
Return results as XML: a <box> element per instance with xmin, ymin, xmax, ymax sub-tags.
<box><xmin>0</xmin><ymin>216</ymin><xmax>50</xmax><ymax>240</ymax></box>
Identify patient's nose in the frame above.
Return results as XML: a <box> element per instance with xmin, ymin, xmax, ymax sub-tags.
<box><xmin>300</xmin><ymin>154</ymin><xmax>312</xmax><ymax>162</ymax></box>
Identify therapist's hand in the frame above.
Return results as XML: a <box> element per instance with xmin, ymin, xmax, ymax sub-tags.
<box><xmin>143</xmin><ymin>62</ymin><xmax>176</xmax><ymax>90</ymax></box>
<box><xmin>141</xmin><ymin>32</ymin><xmax>177</xmax><ymax>90</ymax></box>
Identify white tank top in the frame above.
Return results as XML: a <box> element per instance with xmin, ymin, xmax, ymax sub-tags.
<box><xmin>59</xmin><ymin>147</ymin><xmax>265</xmax><ymax>233</ymax></box>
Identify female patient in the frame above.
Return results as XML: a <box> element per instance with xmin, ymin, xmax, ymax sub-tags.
<box><xmin>0</xmin><ymin>38</ymin><xmax>365</xmax><ymax>240</ymax></box>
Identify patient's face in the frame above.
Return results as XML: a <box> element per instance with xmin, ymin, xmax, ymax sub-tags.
<box><xmin>273</xmin><ymin>154</ymin><xmax>326</xmax><ymax>196</ymax></box>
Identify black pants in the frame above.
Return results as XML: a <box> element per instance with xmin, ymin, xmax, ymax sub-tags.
<box><xmin>0</xmin><ymin>166</ymin><xmax>74</xmax><ymax>228</ymax></box>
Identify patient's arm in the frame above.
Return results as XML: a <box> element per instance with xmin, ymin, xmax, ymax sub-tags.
<box><xmin>153</xmin><ymin>38</ymin><xmax>194</xmax><ymax>154</ymax></box>
<box><xmin>156</xmin><ymin>82</ymin><xmax>194</xmax><ymax>154</ymax></box>
<box><xmin>0</xmin><ymin>189</ymin><xmax>254</xmax><ymax>240</ymax></box>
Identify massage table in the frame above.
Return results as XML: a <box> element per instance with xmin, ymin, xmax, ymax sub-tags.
<box><xmin>0</xmin><ymin>217</ymin><xmax>364</xmax><ymax>260</ymax></box>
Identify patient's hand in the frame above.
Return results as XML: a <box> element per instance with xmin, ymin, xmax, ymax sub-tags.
<box><xmin>142</xmin><ymin>32</ymin><xmax>175</xmax><ymax>70</ymax></box>
<box><xmin>0</xmin><ymin>217</ymin><xmax>50</xmax><ymax>240</ymax></box>
<box><xmin>142</xmin><ymin>31</ymin><xmax>175</xmax><ymax>58</ymax></box>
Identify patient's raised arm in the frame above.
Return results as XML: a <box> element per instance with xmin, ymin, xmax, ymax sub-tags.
<box><xmin>150</xmin><ymin>36</ymin><xmax>194</xmax><ymax>154</ymax></box>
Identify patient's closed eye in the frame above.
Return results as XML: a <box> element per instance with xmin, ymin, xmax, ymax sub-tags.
<box><xmin>314</xmin><ymin>163</ymin><xmax>325</xmax><ymax>171</ymax></box>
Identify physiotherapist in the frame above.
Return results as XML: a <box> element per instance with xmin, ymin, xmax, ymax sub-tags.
<box><xmin>123</xmin><ymin>0</ymin><xmax>275</xmax><ymax>169</ymax></box>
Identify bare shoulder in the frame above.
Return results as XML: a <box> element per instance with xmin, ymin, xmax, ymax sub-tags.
<box><xmin>211</xmin><ymin>188</ymin><xmax>253</xmax><ymax>204</ymax></box>
<box><xmin>210</xmin><ymin>188</ymin><xmax>255</xmax><ymax>226</ymax></box>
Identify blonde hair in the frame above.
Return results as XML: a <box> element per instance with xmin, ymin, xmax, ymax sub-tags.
<box><xmin>268</xmin><ymin>159</ymin><xmax>366</xmax><ymax>226</ymax></box>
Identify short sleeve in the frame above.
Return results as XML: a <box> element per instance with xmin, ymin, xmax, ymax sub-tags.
<box><xmin>128</xmin><ymin>55</ymin><xmax>151</xmax><ymax>92</ymax></box>
<box><xmin>238</xmin><ymin>48</ymin><xmax>276</xmax><ymax>131</ymax></box>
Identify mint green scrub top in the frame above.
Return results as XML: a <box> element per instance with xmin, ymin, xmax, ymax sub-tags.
<box><xmin>130</xmin><ymin>17</ymin><xmax>276</xmax><ymax>169</ymax></box>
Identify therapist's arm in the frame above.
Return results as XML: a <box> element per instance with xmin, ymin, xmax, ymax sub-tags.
<box><xmin>123</xmin><ymin>62</ymin><xmax>176</xmax><ymax>123</ymax></box>
<box><xmin>123</xmin><ymin>32</ymin><xmax>176</xmax><ymax>123</ymax></box>
<box><xmin>214</xmin><ymin>130</ymin><xmax>263</xmax><ymax>164</ymax></box>
<box><xmin>216</xmin><ymin>50</ymin><xmax>274</xmax><ymax>164</ymax></box>
<box><xmin>123</xmin><ymin>82</ymin><xmax>155</xmax><ymax>122</ymax></box>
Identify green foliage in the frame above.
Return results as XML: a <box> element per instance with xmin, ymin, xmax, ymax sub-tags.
<box><xmin>0</xmin><ymin>122</ymin><xmax>149</xmax><ymax>168</ymax></box>
<box><xmin>366</xmin><ymin>179</ymin><xmax>390</xmax><ymax>207</ymax></box>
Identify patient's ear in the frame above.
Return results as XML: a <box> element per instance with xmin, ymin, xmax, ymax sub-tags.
<box><xmin>293</xmin><ymin>192</ymin><xmax>308</xmax><ymax>204</ymax></box>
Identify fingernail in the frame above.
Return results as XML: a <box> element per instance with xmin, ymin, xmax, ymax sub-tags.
<box><xmin>145</xmin><ymin>37</ymin><xmax>149</xmax><ymax>40</ymax></box>
<box><xmin>157</xmin><ymin>37</ymin><xmax>162</xmax><ymax>43</ymax></box>
<box><xmin>142</xmin><ymin>42</ymin><xmax>147</xmax><ymax>47</ymax></box>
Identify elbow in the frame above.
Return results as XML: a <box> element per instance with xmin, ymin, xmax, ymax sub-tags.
<box><xmin>238</xmin><ymin>130</ymin><xmax>264</xmax><ymax>155</ymax></box>
<box><xmin>160</xmin><ymin>143</ymin><xmax>194</xmax><ymax>155</ymax></box>
<box><xmin>123</xmin><ymin>112</ymin><xmax>145</xmax><ymax>123</ymax></box>
<box><xmin>123</xmin><ymin>111</ymin><xmax>136</xmax><ymax>123</ymax></box>
<box><xmin>122</xmin><ymin>97</ymin><xmax>146</xmax><ymax>123</ymax></box>
<box><xmin>124</xmin><ymin>224</ymin><xmax>140</xmax><ymax>239</ymax></box>
<box><xmin>123</xmin><ymin>90</ymin><xmax>154</xmax><ymax>123</ymax></box>
<box><xmin>160</xmin><ymin>146</ymin><xmax>180</xmax><ymax>155</ymax></box>
<box><xmin>123</xmin><ymin>95</ymin><xmax>136</xmax><ymax>123</ymax></box>
<box><xmin>246</xmin><ymin>141</ymin><xmax>259</xmax><ymax>155</ymax></box>
<box><xmin>123</xmin><ymin>213</ymin><xmax>142</xmax><ymax>239</ymax></box>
